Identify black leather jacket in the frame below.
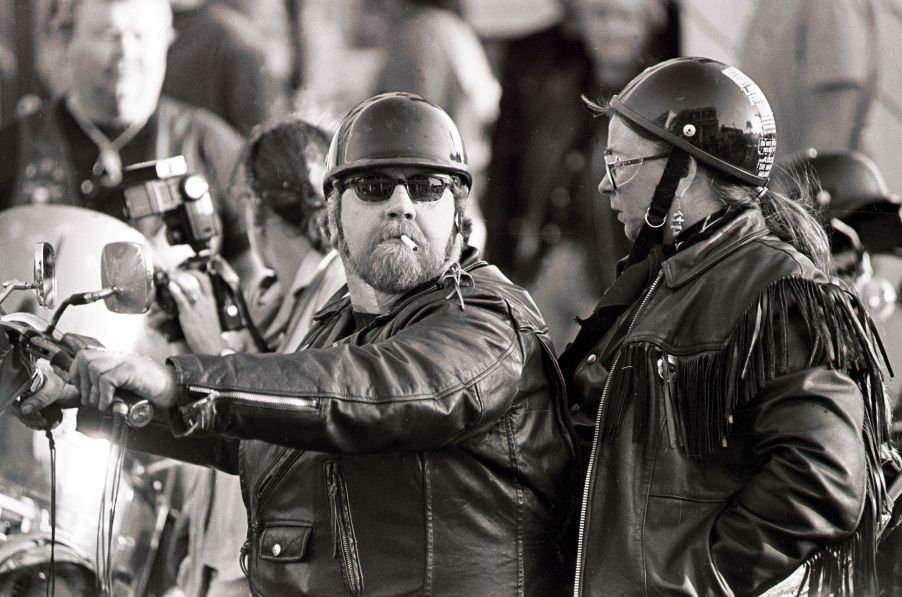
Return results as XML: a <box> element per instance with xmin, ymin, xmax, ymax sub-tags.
<box><xmin>95</xmin><ymin>250</ymin><xmax>580</xmax><ymax>596</ymax></box>
<box><xmin>566</xmin><ymin>210</ymin><xmax>892</xmax><ymax>596</ymax></box>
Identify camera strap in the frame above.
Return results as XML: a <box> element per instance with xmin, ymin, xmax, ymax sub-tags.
<box><xmin>65</xmin><ymin>95</ymin><xmax>150</xmax><ymax>187</ymax></box>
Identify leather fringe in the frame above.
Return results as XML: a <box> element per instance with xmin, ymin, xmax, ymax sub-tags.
<box><xmin>599</xmin><ymin>275</ymin><xmax>892</xmax><ymax>596</ymax></box>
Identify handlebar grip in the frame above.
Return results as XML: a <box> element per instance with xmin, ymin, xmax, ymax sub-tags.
<box><xmin>39</xmin><ymin>403</ymin><xmax>63</xmax><ymax>430</ymax></box>
<box><xmin>36</xmin><ymin>391</ymin><xmax>85</xmax><ymax>430</ymax></box>
<box><xmin>36</xmin><ymin>394</ymin><xmax>154</xmax><ymax>429</ymax></box>
<box><xmin>50</xmin><ymin>351</ymin><xmax>72</xmax><ymax>372</ymax></box>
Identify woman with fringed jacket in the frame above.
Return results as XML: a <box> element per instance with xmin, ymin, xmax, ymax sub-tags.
<box><xmin>559</xmin><ymin>57</ymin><xmax>896</xmax><ymax>596</ymax></box>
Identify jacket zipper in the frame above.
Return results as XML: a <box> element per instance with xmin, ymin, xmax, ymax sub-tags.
<box><xmin>256</xmin><ymin>448</ymin><xmax>304</xmax><ymax>505</ymax></box>
<box><xmin>325</xmin><ymin>461</ymin><xmax>364</xmax><ymax>596</ymax></box>
<box><xmin>238</xmin><ymin>441</ymin><xmax>252</xmax><ymax>578</ymax></box>
<box><xmin>242</xmin><ymin>447</ymin><xmax>304</xmax><ymax>592</ymax></box>
<box><xmin>573</xmin><ymin>272</ymin><xmax>663</xmax><ymax>597</ymax></box>
<box><xmin>186</xmin><ymin>385</ymin><xmax>319</xmax><ymax>411</ymax></box>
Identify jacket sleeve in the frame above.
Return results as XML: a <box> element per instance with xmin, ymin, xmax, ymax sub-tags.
<box><xmin>165</xmin><ymin>294</ymin><xmax>528</xmax><ymax>453</ymax></box>
<box><xmin>709</xmin><ymin>365</ymin><xmax>867</xmax><ymax>595</ymax></box>
<box><xmin>76</xmin><ymin>408</ymin><xmax>241</xmax><ymax>474</ymax></box>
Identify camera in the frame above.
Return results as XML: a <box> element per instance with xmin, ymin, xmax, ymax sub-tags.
<box><xmin>121</xmin><ymin>156</ymin><xmax>219</xmax><ymax>253</ymax></box>
<box><xmin>117</xmin><ymin>156</ymin><xmax>248</xmax><ymax>341</ymax></box>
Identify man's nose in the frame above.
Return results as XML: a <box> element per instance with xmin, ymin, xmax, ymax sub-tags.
<box><xmin>385</xmin><ymin>183</ymin><xmax>416</xmax><ymax>220</ymax></box>
<box><xmin>112</xmin><ymin>31</ymin><xmax>141</xmax><ymax>60</ymax></box>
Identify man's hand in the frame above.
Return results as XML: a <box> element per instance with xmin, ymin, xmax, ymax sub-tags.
<box><xmin>19</xmin><ymin>349</ymin><xmax>178</xmax><ymax>416</ymax></box>
<box><xmin>13</xmin><ymin>360</ymin><xmax>78</xmax><ymax>429</ymax></box>
<box><xmin>168</xmin><ymin>270</ymin><xmax>229</xmax><ymax>355</ymax></box>
<box><xmin>70</xmin><ymin>349</ymin><xmax>178</xmax><ymax>411</ymax></box>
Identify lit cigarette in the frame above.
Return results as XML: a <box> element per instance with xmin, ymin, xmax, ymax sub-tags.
<box><xmin>400</xmin><ymin>235</ymin><xmax>418</xmax><ymax>251</ymax></box>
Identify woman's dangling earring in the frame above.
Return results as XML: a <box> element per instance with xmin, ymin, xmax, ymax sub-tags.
<box><xmin>670</xmin><ymin>195</ymin><xmax>685</xmax><ymax>237</ymax></box>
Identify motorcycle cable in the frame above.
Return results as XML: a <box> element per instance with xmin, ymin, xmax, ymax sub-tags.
<box><xmin>96</xmin><ymin>416</ymin><xmax>128</xmax><ymax>596</ymax></box>
<box><xmin>45</xmin><ymin>428</ymin><xmax>56</xmax><ymax>597</ymax></box>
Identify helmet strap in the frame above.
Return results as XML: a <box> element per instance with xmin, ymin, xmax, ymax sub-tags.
<box><xmin>625</xmin><ymin>148</ymin><xmax>690</xmax><ymax>267</ymax></box>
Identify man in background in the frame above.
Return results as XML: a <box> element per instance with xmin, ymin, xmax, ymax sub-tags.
<box><xmin>0</xmin><ymin>0</ymin><xmax>257</xmax><ymax>277</ymax></box>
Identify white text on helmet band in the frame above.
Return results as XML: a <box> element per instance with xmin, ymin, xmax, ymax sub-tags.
<box><xmin>720</xmin><ymin>66</ymin><xmax>777</xmax><ymax>136</ymax></box>
<box><xmin>721</xmin><ymin>66</ymin><xmax>777</xmax><ymax>180</ymax></box>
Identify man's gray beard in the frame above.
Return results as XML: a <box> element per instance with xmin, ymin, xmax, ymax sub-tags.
<box><xmin>342</xmin><ymin>232</ymin><xmax>457</xmax><ymax>295</ymax></box>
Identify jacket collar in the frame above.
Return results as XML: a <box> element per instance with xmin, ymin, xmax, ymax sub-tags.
<box><xmin>662</xmin><ymin>208</ymin><xmax>770</xmax><ymax>288</ymax></box>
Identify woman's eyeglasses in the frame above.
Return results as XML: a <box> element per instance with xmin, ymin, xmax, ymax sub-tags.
<box><xmin>603</xmin><ymin>151</ymin><xmax>670</xmax><ymax>190</ymax></box>
<box><xmin>344</xmin><ymin>174</ymin><xmax>454</xmax><ymax>203</ymax></box>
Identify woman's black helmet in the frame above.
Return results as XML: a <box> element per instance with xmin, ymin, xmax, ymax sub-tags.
<box><xmin>610</xmin><ymin>57</ymin><xmax>777</xmax><ymax>187</ymax></box>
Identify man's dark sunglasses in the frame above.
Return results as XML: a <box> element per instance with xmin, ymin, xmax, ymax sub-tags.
<box><xmin>344</xmin><ymin>173</ymin><xmax>454</xmax><ymax>203</ymax></box>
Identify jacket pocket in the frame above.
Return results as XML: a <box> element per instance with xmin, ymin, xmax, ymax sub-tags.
<box><xmin>643</xmin><ymin>494</ymin><xmax>733</xmax><ymax>596</ymax></box>
<box><xmin>259</xmin><ymin>521</ymin><xmax>313</xmax><ymax>562</ymax></box>
<box><xmin>325</xmin><ymin>461</ymin><xmax>365</xmax><ymax>597</ymax></box>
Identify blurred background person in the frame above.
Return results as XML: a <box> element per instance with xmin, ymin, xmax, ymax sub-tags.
<box><xmin>483</xmin><ymin>0</ymin><xmax>680</xmax><ymax>349</ymax></box>
<box><xmin>740</xmin><ymin>0</ymin><xmax>902</xmax><ymax>193</ymax></box>
<box><xmin>162</xmin><ymin>117</ymin><xmax>344</xmax><ymax>597</ymax></box>
<box><xmin>0</xmin><ymin>2</ymin><xmax>260</xmax><ymax>593</ymax></box>
<box><xmin>0</xmin><ymin>2</ymin><xmax>15</xmax><ymax>123</ymax></box>
<box><xmin>0</xmin><ymin>0</ymin><xmax>257</xmax><ymax>278</ymax></box>
<box><xmin>220</xmin><ymin>0</ymin><xmax>298</xmax><ymax>107</ymax></box>
<box><xmin>373</xmin><ymin>0</ymin><xmax>500</xmax><ymax>251</ymax></box>
<box><xmin>164</xmin><ymin>0</ymin><xmax>287</xmax><ymax>137</ymax></box>
<box><xmin>170</xmin><ymin>117</ymin><xmax>345</xmax><ymax>356</ymax></box>
<box><xmin>237</xmin><ymin>119</ymin><xmax>346</xmax><ymax>352</ymax></box>
<box><xmin>740</xmin><ymin>1</ymin><xmax>877</xmax><ymax>162</ymax></box>
<box><xmin>774</xmin><ymin>148</ymin><xmax>902</xmax><ymax>418</ymax></box>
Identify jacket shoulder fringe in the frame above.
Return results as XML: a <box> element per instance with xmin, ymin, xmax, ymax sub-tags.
<box><xmin>601</xmin><ymin>275</ymin><xmax>892</xmax><ymax>596</ymax></box>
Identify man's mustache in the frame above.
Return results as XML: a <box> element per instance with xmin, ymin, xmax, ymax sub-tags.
<box><xmin>378</xmin><ymin>223</ymin><xmax>425</xmax><ymax>245</ymax></box>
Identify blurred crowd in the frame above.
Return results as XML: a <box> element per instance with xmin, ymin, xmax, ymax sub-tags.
<box><xmin>0</xmin><ymin>1</ymin><xmax>901</xmax><ymax>596</ymax></box>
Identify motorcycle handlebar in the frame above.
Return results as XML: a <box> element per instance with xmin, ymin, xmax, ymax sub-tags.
<box><xmin>30</xmin><ymin>338</ymin><xmax>155</xmax><ymax>428</ymax></box>
<box><xmin>37</xmin><ymin>388</ymin><xmax>155</xmax><ymax>429</ymax></box>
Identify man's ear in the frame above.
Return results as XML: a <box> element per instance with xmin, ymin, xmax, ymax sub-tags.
<box><xmin>324</xmin><ymin>195</ymin><xmax>340</xmax><ymax>248</ymax></box>
<box><xmin>675</xmin><ymin>156</ymin><xmax>697</xmax><ymax>199</ymax></box>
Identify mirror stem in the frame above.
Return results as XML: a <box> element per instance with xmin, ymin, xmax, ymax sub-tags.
<box><xmin>45</xmin><ymin>288</ymin><xmax>117</xmax><ymax>335</ymax></box>
<box><xmin>69</xmin><ymin>287</ymin><xmax>116</xmax><ymax>306</ymax></box>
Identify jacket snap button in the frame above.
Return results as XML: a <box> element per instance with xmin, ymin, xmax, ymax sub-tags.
<box><xmin>586</xmin><ymin>354</ymin><xmax>597</xmax><ymax>364</ymax></box>
<box><xmin>272</xmin><ymin>543</ymin><xmax>282</xmax><ymax>557</ymax></box>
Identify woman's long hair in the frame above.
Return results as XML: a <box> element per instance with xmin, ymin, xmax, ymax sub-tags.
<box><xmin>243</xmin><ymin>118</ymin><xmax>332</xmax><ymax>253</ymax></box>
<box><xmin>708</xmin><ymin>171</ymin><xmax>831</xmax><ymax>272</ymax></box>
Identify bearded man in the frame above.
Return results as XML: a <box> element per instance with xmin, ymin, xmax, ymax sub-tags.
<box><xmin>17</xmin><ymin>93</ymin><xmax>579</xmax><ymax>597</ymax></box>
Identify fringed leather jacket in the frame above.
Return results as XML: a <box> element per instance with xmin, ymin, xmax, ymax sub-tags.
<box><xmin>565</xmin><ymin>209</ymin><xmax>893</xmax><ymax>596</ymax></box>
<box><xmin>87</xmin><ymin>248</ymin><xmax>580</xmax><ymax>597</ymax></box>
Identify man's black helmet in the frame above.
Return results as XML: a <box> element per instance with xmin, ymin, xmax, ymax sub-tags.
<box><xmin>790</xmin><ymin>149</ymin><xmax>896</xmax><ymax>213</ymax></box>
<box><xmin>780</xmin><ymin>148</ymin><xmax>902</xmax><ymax>254</ymax></box>
<box><xmin>610</xmin><ymin>57</ymin><xmax>777</xmax><ymax>187</ymax></box>
<box><xmin>324</xmin><ymin>92</ymin><xmax>471</xmax><ymax>195</ymax></box>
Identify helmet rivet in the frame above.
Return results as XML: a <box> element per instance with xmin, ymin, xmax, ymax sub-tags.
<box><xmin>682</xmin><ymin>124</ymin><xmax>697</xmax><ymax>137</ymax></box>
